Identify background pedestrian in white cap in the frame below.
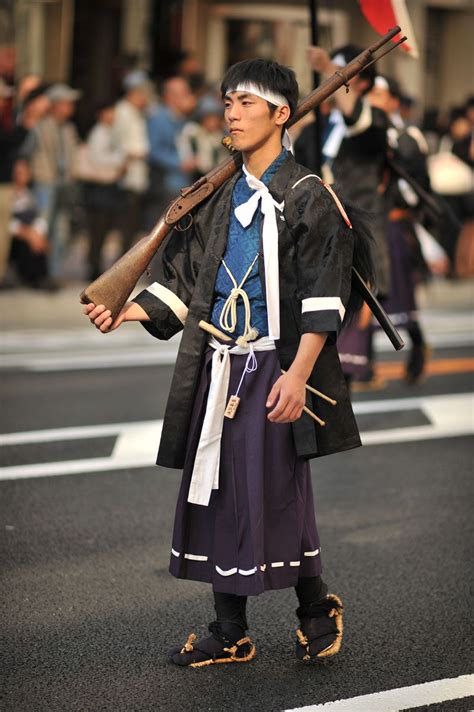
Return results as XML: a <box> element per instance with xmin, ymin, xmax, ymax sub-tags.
<box><xmin>30</xmin><ymin>83</ymin><xmax>82</xmax><ymax>287</ymax></box>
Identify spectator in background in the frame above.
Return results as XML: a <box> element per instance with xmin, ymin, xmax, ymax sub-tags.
<box><xmin>175</xmin><ymin>51</ymin><xmax>207</xmax><ymax>95</ymax></box>
<box><xmin>0</xmin><ymin>78</ymin><xmax>49</xmax><ymax>285</ymax></box>
<box><xmin>81</xmin><ymin>100</ymin><xmax>126</xmax><ymax>280</ymax></box>
<box><xmin>304</xmin><ymin>44</ymin><xmax>389</xmax><ymax>391</ymax></box>
<box><xmin>439</xmin><ymin>107</ymin><xmax>471</xmax><ymax>152</ymax></box>
<box><xmin>399</xmin><ymin>94</ymin><xmax>416</xmax><ymax>126</ymax></box>
<box><xmin>146</xmin><ymin>76</ymin><xmax>196</xmax><ymax>228</ymax></box>
<box><xmin>9</xmin><ymin>159</ymin><xmax>49</xmax><ymax>289</ymax></box>
<box><xmin>16</xmin><ymin>84</ymin><xmax>51</xmax><ymax>159</ymax></box>
<box><xmin>31</xmin><ymin>83</ymin><xmax>81</xmax><ymax>285</ymax></box>
<box><xmin>14</xmin><ymin>74</ymin><xmax>41</xmax><ymax>117</ymax></box>
<box><xmin>452</xmin><ymin>96</ymin><xmax>474</xmax><ymax>169</ymax></box>
<box><xmin>177</xmin><ymin>93</ymin><xmax>227</xmax><ymax>182</ymax></box>
<box><xmin>113</xmin><ymin>73</ymin><xmax>150</xmax><ymax>254</ymax></box>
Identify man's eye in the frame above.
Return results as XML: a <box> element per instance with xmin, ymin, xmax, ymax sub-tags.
<box><xmin>242</xmin><ymin>101</ymin><xmax>252</xmax><ymax>106</ymax></box>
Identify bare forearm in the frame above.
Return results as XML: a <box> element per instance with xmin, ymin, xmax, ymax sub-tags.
<box><xmin>307</xmin><ymin>47</ymin><xmax>358</xmax><ymax>117</ymax></box>
<box><xmin>83</xmin><ymin>300</ymin><xmax>150</xmax><ymax>333</ymax></box>
<box><xmin>121</xmin><ymin>301</ymin><xmax>150</xmax><ymax>322</ymax></box>
<box><xmin>322</xmin><ymin>64</ymin><xmax>358</xmax><ymax>116</ymax></box>
<box><xmin>266</xmin><ymin>332</ymin><xmax>328</xmax><ymax>423</ymax></box>
<box><xmin>288</xmin><ymin>332</ymin><xmax>328</xmax><ymax>381</ymax></box>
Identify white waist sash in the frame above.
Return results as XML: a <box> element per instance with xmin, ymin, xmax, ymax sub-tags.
<box><xmin>187</xmin><ymin>335</ymin><xmax>276</xmax><ymax>506</ymax></box>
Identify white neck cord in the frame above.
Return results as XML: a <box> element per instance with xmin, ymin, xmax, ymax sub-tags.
<box><xmin>219</xmin><ymin>253</ymin><xmax>259</xmax><ymax>340</ymax></box>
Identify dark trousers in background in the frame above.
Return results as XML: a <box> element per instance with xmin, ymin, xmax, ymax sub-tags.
<box><xmin>9</xmin><ymin>237</ymin><xmax>48</xmax><ymax>287</ymax></box>
<box><xmin>84</xmin><ymin>182</ymin><xmax>122</xmax><ymax>280</ymax></box>
<box><xmin>87</xmin><ymin>208</ymin><xmax>117</xmax><ymax>281</ymax></box>
<box><xmin>120</xmin><ymin>189</ymin><xmax>144</xmax><ymax>255</ymax></box>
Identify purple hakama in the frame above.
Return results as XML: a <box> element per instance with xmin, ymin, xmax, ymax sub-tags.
<box><xmin>169</xmin><ymin>345</ymin><xmax>322</xmax><ymax>596</ymax></box>
<box><xmin>380</xmin><ymin>219</ymin><xmax>418</xmax><ymax>326</ymax></box>
<box><xmin>337</xmin><ymin>319</ymin><xmax>373</xmax><ymax>379</ymax></box>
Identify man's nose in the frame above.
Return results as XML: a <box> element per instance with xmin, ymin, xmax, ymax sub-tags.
<box><xmin>226</xmin><ymin>105</ymin><xmax>240</xmax><ymax>121</ymax></box>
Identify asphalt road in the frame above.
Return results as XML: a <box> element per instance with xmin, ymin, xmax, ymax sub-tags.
<box><xmin>1</xmin><ymin>323</ymin><xmax>473</xmax><ymax>712</ymax></box>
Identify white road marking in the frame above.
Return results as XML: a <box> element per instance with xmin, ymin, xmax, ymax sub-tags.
<box><xmin>284</xmin><ymin>673</ymin><xmax>473</xmax><ymax>711</ymax></box>
<box><xmin>0</xmin><ymin>311</ymin><xmax>472</xmax><ymax>371</ymax></box>
<box><xmin>1</xmin><ymin>393</ymin><xmax>473</xmax><ymax>481</ymax></box>
<box><xmin>360</xmin><ymin>392</ymin><xmax>474</xmax><ymax>446</ymax></box>
<box><xmin>0</xmin><ymin>420</ymin><xmax>161</xmax><ymax>446</ymax></box>
<box><xmin>0</xmin><ymin>422</ymin><xmax>162</xmax><ymax>479</ymax></box>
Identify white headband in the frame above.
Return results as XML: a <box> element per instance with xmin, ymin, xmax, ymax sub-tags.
<box><xmin>374</xmin><ymin>76</ymin><xmax>389</xmax><ymax>91</ymax></box>
<box><xmin>331</xmin><ymin>53</ymin><xmax>346</xmax><ymax>68</ymax></box>
<box><xmin>225</xmin><ymin>81</ymin><xmax>289</xmax><ymax>108</ymax></box>
<box><xmin>225</xmin><ymin>81</ymin><xmax>293</xmax><ymax>153</ymax></box>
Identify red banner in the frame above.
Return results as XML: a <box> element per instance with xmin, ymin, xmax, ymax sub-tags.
<box><xmin>358</xmin><ymin>0</ymin><xmax>419</xmax><ymax>58</ymax></box>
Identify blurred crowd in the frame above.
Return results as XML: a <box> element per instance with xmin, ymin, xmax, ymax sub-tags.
<box><xmin>0</xmin><ymin>62</ymin><xmax>228</xmax><ymax>290</ymax></box>
<box><xmin>0</xmin><ymin>55</ymin><xmax>473</xmax><ymax>294</ymax></box>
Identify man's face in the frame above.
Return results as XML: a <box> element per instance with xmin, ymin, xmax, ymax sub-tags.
<box><xmin>224</xmin><ymin>92</ymin><xmax>287</xmax><ymax>152</ymax></box>
<box><xmin>52</xmin><ymin>99</ymin><xmax>75</xmax><ymax>122</ymax></box>
<box><xmin>368</xmin><ymin>86</ymin><xmax>399</xmax><ymax>116</ymax></box>
<box><xmin>164</xmin><ymin>78</ymin><xmax>196</xmax><ymax>116</ymax></box>
<box><xmin>129</xmin><ymin>87</ymin><xmax>149</xmax><ymax>111</ymax></box>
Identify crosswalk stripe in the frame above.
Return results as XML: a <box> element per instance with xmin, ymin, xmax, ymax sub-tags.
<box><xmin>284</xmin><ymin>674</ymin><xmax>473</xmax><ymax>711</ymax></box>
<box><xmin>1</xmin><ymin>393</ymin><xmax>472</xmax><ymax>481</ymax></box>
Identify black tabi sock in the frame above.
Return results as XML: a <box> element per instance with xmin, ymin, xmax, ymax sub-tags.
<box><xmin>295</xmin><ymin>576</ymin><xmax>329</xmax><ymax>619</ymax></box>
<box><xmin>213</xmin><ymin>592</ymin><xmax>248</xmax><ymax>641</ymax></box>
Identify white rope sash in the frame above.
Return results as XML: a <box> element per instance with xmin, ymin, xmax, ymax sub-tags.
<box><xmin>234</xmin><ymin>165</ymin><xmax>284</xmax><ymax>340</ymax></box>
<box><xmin>188</xmin><ymin>335</ymin><xmax>275</xmax><ymax>506</ymax></box>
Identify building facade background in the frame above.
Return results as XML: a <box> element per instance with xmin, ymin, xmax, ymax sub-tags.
<box><xmin>3</xmin><ymin>0</ymin><xmax>473</xmax><ymax>131</ymax></box>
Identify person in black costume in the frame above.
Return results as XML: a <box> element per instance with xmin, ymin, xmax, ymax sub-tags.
<box><xmin>84</xmin><ymin>59</ymin><xmax>375</xmax><ymax>667</ymax></box>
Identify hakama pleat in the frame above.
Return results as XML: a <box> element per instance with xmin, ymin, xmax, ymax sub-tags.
<box><xmin>337</xmin><ymin>320</ymin><xmax>373</xmax><ymax>379</ymax></box>
<box><xmin>379</xmin><ymin>219</ymin><xmax>418</xmax><ymax>326</ymax></box>
<box><xmin>169</xmin><ymin>346</ymin><xmax>322</xmax><ymax>596</ymax></box>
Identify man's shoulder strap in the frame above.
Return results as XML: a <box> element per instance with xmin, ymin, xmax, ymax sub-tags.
<box><xmin>289</xmin><ymin>173</ymin><xmax>352</xmax><ymax>229</ymax></box>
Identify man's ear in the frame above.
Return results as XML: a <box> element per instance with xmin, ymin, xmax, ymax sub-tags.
<box><xmin>274</xmin><ymin>104</ymin><xmax>291</xmax><ymax>126</ymax></box>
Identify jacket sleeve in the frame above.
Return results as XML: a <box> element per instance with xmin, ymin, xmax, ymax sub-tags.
<box><xmin>132</xmin><ymin>216</ymin><xmax>205</xmax><ymax>340</ymax></box>
<box><xmin>285</xmin><ymin>179</ymin><xmax>354</xmax><ymax>343</ymax></box>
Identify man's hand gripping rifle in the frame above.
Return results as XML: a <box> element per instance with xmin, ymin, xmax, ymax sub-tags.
<box><xmin>80</xmin><ymin>27</ymin><xmax>406</xmax><ymax>351</ymax></box>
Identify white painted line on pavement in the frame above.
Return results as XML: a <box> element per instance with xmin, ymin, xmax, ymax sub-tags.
<box><xmin>284</xmin><ymin>673</ymin><xmax>473</xmax><ymax>711</ymax></box>
<box><xmin>0</xmin><ymin>349</ymin><xmax>179</xmax><ymax>371</ymax></box>
<box><xmin>1</xmin><ymin>393</ymin><xmax>473</xmax><ymax>480</ymax></box>
<box><xmin>361</xmin><ymin>392</ymin><xmax>474</xmax><ymax>446</ymax></box>
<box><xmin>0</xmin><ymin>422</ymin><xmax>162</xmax><ymax>479</ymax></box>
<box><xmin>0</xmin><ymin>420</ymin><xmax>161</xmax><ymax>446</ymax></box>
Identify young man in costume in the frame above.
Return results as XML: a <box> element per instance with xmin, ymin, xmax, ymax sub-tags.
<box><xmin>368</xmin><ymin>75</ymin><xmax>448</xmax><ymax>384</ymax></box>
<box><xmin>300</xmin><ymin>45</ymin><xmax>389</xmax><ymax>390</ymax></box>
<box><xmin>84</xmin><ymin>59</ymin><xmax>373</xmax><ymax>667</ymax></box>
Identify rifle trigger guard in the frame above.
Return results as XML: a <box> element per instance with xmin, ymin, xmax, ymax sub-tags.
<box><xmin>175</xmin><ymin>213</ymin><xmax>194</xmax><ymax>232</ymax></box>
<box><xmin>335</xmin><ymin>71</ymin><xmax>350</xmax><ymax>92</ymax></box>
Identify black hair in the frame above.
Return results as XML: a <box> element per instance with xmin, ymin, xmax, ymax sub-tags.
<box><xmin>220</xmin><ymin>58</ymin><xmax>299</xmax><ymax>120</ymax></box>
<box><xmin>330</xmin><ymin>45</ymin><xmax>375</xmax><ymax>92</ymax></box>
<box><xmin>94</xmin><ymin>98</ymin><xmax>117</xmax><ymax>115</ymax></box>
<box><xmin>22</xmin><ymin>84</ymin><xmax>49</xmax><ymax>107</ymax></box>
<box><xmin>383</xmin><ymin>76</ymin><xmax>402</xmax><ymax>100</ymax></box>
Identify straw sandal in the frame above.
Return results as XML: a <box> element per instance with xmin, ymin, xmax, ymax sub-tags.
<box><xmin>168</xmin><ymin>622</ymin><xmax>256</xmax><ymax>668</ymax></box>
<box><xmin>295</xmin><ymin>593</ymin><xmax>344</xmax><ymax>662</ymax></box>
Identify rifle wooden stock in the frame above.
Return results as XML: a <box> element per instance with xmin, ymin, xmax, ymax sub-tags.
<box><xmin>80</xmin><ymin>26</ymin><xmax>405</xmax><ymax>349</ymax></box>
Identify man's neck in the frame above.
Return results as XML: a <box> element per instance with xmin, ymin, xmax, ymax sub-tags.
<box><xmin>243</xmin><ymin>137</ymin><xmax>283</xmax><ymax>179</ymax></box>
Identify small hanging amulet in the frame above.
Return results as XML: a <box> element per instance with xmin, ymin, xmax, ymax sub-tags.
<box><xmin>224</xmin><ymin>395</ymin><xmax>240</xmax><ymax>419</ymax></box>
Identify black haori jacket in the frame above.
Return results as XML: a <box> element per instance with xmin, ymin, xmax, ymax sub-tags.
<box><xmin>133</xmin><ymin>153</ymin><xmax>362</xmax><ymax>469</ymax></box>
